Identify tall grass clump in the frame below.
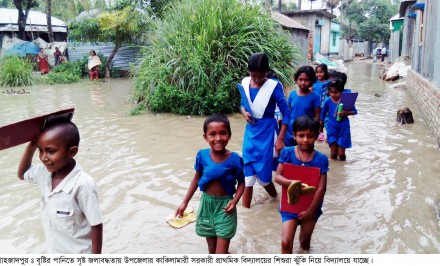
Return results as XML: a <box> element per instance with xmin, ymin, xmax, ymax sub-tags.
<box><xmin>131</xmin><ymin>0</ymin><xmax>302</xmax><ymax>115</ymax></box>
<box><xmin>0</xmin><ymin>56</ymin><xmax>34</xmax><ymax>87</ymax></box>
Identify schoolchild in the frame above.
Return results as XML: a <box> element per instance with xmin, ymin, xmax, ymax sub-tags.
<box><xmin>313</xmin><ymin>64</ymin><xmax>331</xmax><ymax>107</ymax></box>
<box><xmin>239</xmin><ymin>53</ymin><xmax>290</xmax><ymax>208</ymax></box>
<box><xmin>313</xmin><ymin>64</ymin><xmax>330</xmax><ymax>141</ymax></box>
<box><xmin>284</xmin><ymin>66</ymin><xmax>320</xmax><ymax>147</ymax></box>
<box><xmin>328</xmin><ymin>70</ymin><xmax>337</xmax><ymax>80</ymax></box>
<box><xmin>320</xmin><ymin>78</ymin><xmax>357</xmax><ymax>160</ymax></box>
<box><xmin>176</xmin><ymin>115</ymin><xmax>245</xmax><ymax>254</ymax></box>
<box><xmin>332</xmin><ymin>71</ymin><xmax>349</xmax><ymax>91</ymax></box>
<box><xmin>17</xmin><ymin>121</ymin><xmax>103</xmax><ymax>254</ymax></box>
<box><xmin>275</xmin><ymin>115</ymin><xmax>329</xmax><ymax>253</ymax></box>
<box><xmin>376</xmin><ymin>47</ymin><xmax>382</xmax><ymax>63</ymax></box>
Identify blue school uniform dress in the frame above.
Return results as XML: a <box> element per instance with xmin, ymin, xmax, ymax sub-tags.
<box><xmin>284</xmin><ymin>90</ymin><xmax>320</xmax><ymax>146</ymax></box>
<box><xmin>194</xmin><ymin>149</ymin><xmax>244</xmax><ymax>239</ymax></box>
<box><xmin>320</xmin><ymin>97</ymin><xmax>357</xmax><ymax>148</ymax></box>
<box><xmin>313</xmin><ymin>80</ymin><xmax>330</xmax><ymax>107</ymax></box>
<box><xmin>195</xmin><ymin>148</ymin><xmax>245</xmax><ymax>196</ymax></box>
<box><xmin>241</xmin><ymin>77</ymin><xmax>290</xmax><ymax>184</ymax></box>
<box><xmin>278</xmin><ymin>147</ymin><xmax>329</xmax><ymax>221</ymax></box>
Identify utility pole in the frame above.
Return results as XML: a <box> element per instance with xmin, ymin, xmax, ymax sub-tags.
<box><xmin>309</xmin><ymin>0</ymin><xmax>317</xmax><ymax>10</ymax></box>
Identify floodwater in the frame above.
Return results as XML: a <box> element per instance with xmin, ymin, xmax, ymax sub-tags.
<box><xmin>0</xmin><ymin>63</ymin><xmax>440</xmax><ymax>254</ymax></box>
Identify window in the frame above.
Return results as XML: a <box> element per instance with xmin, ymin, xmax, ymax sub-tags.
<box><xmin>332</xmin><ymin>33</ymin><xmax>337</xmax><ymax>47</ymax></box>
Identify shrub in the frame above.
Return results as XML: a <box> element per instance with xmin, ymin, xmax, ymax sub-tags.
<box><xmin>131</xmin><ymin>0</ymin><xmax>302</xmax><ymax>115</ymax></box>
<box><xmin>52</xmin><ymin>53</ymin><xmax>110</xmax><ymax>79</ymax></box>
<box><xmin>0</xmin><ymin>56</ymin><xmax>34</xmax><ymax>87</ymax></box>
<box><xmin>46</xmin><ymin>72</ymin><xmax>81</xmax><ymax>84</ymax></box>
<box><xmin>53</xmin><ymin>60</ymin><xmax>85</xmax><ymax>77</ymax></box>
<box><xmin>53</xmin><ymin>54</ymin><xmax>120</xmax><ymax>78</ymax></box>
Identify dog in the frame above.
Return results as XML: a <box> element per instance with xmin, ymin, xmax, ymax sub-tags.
<box><xmin>396</xmin><ymin>107</ymin><xmax>414</xmax><ymax>124</ymax></box>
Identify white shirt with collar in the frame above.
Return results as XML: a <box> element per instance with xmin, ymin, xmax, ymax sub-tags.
<box><xmin>24</xmin><ymin>162</ymin><xmax>102</xmax><ymax>254</ymax></box>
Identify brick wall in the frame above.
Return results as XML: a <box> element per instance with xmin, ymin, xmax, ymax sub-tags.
<box><xmin>407</xmin><ymin>69</ymin><xmax>440</xmax><ymax>148</ymax></box>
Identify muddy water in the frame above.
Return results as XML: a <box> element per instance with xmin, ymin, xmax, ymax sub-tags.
<box><xmin>0</xmin><ymin>63</ymin><xmax>439</xmax><ymax>254</ymax></box>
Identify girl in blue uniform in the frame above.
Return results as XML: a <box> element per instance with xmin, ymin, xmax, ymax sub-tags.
<box><xmin>176</xmin><ymin>115</ymin><xmax>245</xmax><ymax>254</ymax></box>
<box><xmin>284</xmin><ymin>66</ymin><xmax>320</xmax><ymax>147</ymax></box>
<box><xmin>239</xmin><ymin>53</ymin><xmax>290</xmax><ymax>208</ymax></box>
<box><xmin>320</xmin><ymin>78</ymin><xmax>357</xmax><ymax>160</ymax></box>
<box><xmin>275</xmin><ymin>115</ymin><xmax>329</xmax><ymax>253</ymax></box>
<box><xmin>313</xmin><ymin>64</ymin><xmax>330</xmax><ymax>141</ymax></box>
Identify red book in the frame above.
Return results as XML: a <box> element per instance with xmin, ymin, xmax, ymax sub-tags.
<box><xmin>280</xmin><ymin>163</ymin><xmax>321</xmax><ymax>214</ymax></box>
<box><xmin>0</xmin><ymin>108</ymin><xmax>75</xmax><ymax>151</ymax></box>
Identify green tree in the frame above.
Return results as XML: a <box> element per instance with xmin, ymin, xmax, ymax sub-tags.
<box><xmin>343</xmin><ymin>0</ymin><xmax>397</xmax><ymax>42</ymax></box>
<box><xmin>326</xmin><ymin>0</ymin><xmax>340</xmax><ymax>15</ymax></box>
<box><xmin>69</xmin><ymin>3</ymin><xmax>150</xmax><ymax>77</ymax></box>
<box><xmin>13</xmin><ymin>0</ymin><xmax>39</xmax><ymax>40</ymax></box>
<box><xmin>48</xmin><ymin>0</ymin><xmax>87</xmax><ymax>21</ymax></box>
<box><xmin>1</xmin><ymin>0</ymin><xmax>11</xmax><ymax>7</ymax></box>
<box><xmin>131</xmin><ymin>0</ymin><xmax>302</xmax><ymax>115</ymax></box>
<box><xmin>269</xmin><ymin>0</ymin><xmax>297</xmax><ymax>11</ymax></box>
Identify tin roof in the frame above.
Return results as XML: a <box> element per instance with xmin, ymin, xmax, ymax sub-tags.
<box><xmin>271</xmin><ymin>12</ymin><xmax>310</xmax><ymax>31</ymax></box>
<box><xmin>399</xmin><ymin>0</ymin><xmax>416</xmax><ymax>17</ymax></box>
<box><xmin>282</xmin><ymin>9</ymin><xmax>336</xmax><ymax>19</ymax></box>
<box><xmin>0</xmin><ymin>8</ymin><xmax>66</xmax><ymax>32</ymax></box>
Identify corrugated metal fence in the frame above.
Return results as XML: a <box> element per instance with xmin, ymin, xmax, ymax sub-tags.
<box><xmin>67</xmin><ymin>42</ymin><xmax>143</xmax><ymax>71</ymax></box>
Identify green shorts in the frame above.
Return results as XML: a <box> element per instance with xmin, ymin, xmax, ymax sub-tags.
<box><xmin>195</xmin><ymin>193</ymin><xmax>237</xmax><ymax>240</ymax></box>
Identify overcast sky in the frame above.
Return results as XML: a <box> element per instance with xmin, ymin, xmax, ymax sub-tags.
<box><xmin>295</xmin><ymin>0</ymin><xmax>342</xmax><ymax>16</ymax></box>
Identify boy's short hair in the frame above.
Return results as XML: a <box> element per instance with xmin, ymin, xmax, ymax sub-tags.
<box><xmin>329</xmin><ymin>78</ymin><xmax>345</xmax><ymax>93</ymax></box>
<box><xmin>43</xmin><ymin>121</ymin><xmax>80</xmax><ymax>148</ymax></box>
<box><xmin>203</xmin><ymin>114</ymin><xmax>231</xmax><ymax>136</ymax></box>
<box><xmin>293</xmin><ymin>115</ymin><xmax>320</xmax><ymax>136</ymax></box>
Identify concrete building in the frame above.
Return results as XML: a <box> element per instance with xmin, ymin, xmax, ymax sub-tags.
<box><xmin>396</xmin><ymin>1</ymin><xmax>416</xmax><ymax>58</ymax></box>
<box><xmin>401</xmin><ymin>0</ymin><xmax>440</xmax><ymax>147</ymax></box>
<box><xmin>329</xmin><ymin>21</ymin><xmax>340</xmax><ymax>57</ymax></box>
<box><xmin>283</xmin><ymin>9</ymin><xmax>337</xmax><ymax>61</ymax></box>
<box><xmin>389</xmin><ymin>14</ymin><xmax>404</xmax><ymax>63</ymax></box>
<box><xmin>271</xmin><ymin>11</ymin><xmax>311</xmax><ymax>66</ymax></box>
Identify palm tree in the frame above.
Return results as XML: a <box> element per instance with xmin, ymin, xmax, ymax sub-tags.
<box><xmin>326</xmin><ymin>0</ymin><xmax>340</xmax><ymax>15</ymax></box>
<box><xmin>46</xmin><ymin>0</ymin><xmax>54</xmax><ymax>42</ymax></box>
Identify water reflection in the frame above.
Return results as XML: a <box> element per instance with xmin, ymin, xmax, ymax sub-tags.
<box><xmin>0</xmin><ymin>64</ymin><xmax>440</xmax><ymax>253</ymax></box>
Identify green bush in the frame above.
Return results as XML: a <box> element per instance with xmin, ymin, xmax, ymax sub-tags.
<box><xmin>46</xmin><ymin>72</ymin><xmax>81</xmax><ymax>84</ymax></box>
<box><xmin>52</xmin><ymin>53</ymin><xmax>110</xmax><ymax>80</ymax></box>
<box><xmin>53</xmin><ymin>60</ymin><xmax>85</xmax><ymax>77</ymax></box>
<box><xmin>131</xmin><ymin>0</ymin><xmax>302</xmax><ymax>115</ymax></box>
<box><xmin>0</xmin><ymin>56</ymin><xmax>34</xmax><ymax>87</ymax></box>
<box><xmin>53</xmin><ymin>54</ymin><xmax>120</xmax><ymax>78</ymax></box>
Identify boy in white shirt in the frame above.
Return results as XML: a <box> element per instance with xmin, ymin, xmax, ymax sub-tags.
<box><xmin>17</xmin><ymin>120</ymin><xmax>103</xmax><ymax>253</ymax></box>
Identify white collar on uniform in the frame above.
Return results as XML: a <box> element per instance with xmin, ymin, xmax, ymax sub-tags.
<box><xmin>49</xmin><ymin>162</ymin><xmax>82</xmax><ymax>194</ymax></box>
<box><xmin>241</xmin><ymin>77</ymin><xmax>278</xmax><ymax>119</ymax></box>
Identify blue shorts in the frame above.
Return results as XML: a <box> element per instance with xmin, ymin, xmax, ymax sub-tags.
<box><xmin>279</xmin><ymin>202</ymin><xmax>323</xmax><ymax>223</ymax></box>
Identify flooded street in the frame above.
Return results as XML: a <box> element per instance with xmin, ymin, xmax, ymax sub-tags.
<box><xmin>0</xmin><ymin>62</ymin><xmax>439</xmax><ymax>254</ymax></box>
